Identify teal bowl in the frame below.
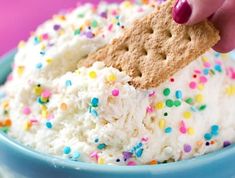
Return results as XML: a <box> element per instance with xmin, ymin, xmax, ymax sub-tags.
<box><xmin>0</xmin><ymin>50</ymin><xmax>235</xmax><ymax>178</ymax></box>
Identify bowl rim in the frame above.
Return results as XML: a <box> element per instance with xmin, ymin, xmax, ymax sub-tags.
<box><xmin>0</xmin><ymin>50</ymin><xmax>235</xmax><ymax>173</ymax></box>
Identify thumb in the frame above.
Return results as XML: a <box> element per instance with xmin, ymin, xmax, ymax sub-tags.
<box><xmin>172</xmin><ymin>0</ymin><xmax>226</xmax><ymax>24</ymax></box>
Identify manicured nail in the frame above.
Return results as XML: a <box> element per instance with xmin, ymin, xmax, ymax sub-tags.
<box><xmin>172</xmin><ymin>0</ymin><xmax>192</xmax><ymax>24</ymax></box>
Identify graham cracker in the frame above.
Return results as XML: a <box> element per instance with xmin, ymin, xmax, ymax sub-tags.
<box><xmin>78</xmin><ymin>0</ymin><xmax>220</xmax><ymax>89</ymax></box>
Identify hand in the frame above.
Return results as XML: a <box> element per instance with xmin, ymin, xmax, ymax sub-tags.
<box><xmin>172</xmin><ymin>0</ymin><xmax>235</xmax><ymax>53</ymax></box>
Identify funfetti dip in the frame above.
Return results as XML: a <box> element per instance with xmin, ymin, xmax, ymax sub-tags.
<box><xmin>0</xmin><ymin>0</ymin><xmax>235</xmax><ymax>166</ymax></box>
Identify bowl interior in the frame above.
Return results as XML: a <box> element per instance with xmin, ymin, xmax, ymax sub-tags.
<box><xmin>1</xmin><ymin>50</ymin><xmax>235</xmax><ymax>175</ymax></box>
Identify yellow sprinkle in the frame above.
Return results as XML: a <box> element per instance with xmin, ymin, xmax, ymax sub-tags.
<box><xmin>195</xmin><ymin>94</ymin><xmax>204</xmax><ymax>103</ymax></box>
<box><xmin>41</xmin><ymin>44</ymin><xmax>46</xmax><ymax>50</ymax></box>
<box><xmin>46</xmin><ymin>58</ymin><xmax>53</xmax><ymax>64</ymax></box>
<box><xmin>225</xmin><ymin>85</ymin><xmax>235</xmax><ymax>96</ymax></box>
<box><xmin>201</xmin><ymin>56</ymin><xmax>209</xmax><ymax>62</ymax></box>
<box><xmin>34</xmin><ymin>86</ymin><xmax>42</xmax><ymax>96</ymax></box>
<box><xmin>159</xmin><ymin>119</ymin><xmax>166</xmax><ymax>129</ymax></box>
<box><xmin>41</xmin><ymin>105</ymin><xmax>47</xmax><ymax>111</ymax></box>
<box><xmin>2</xmin><ymin>101</ymin><xmax>9</xmax><ymax>109</ymax></box>
<box><xmin>107</xmin><ymin>74</ymin><xmax>117</xmax><ymax>82</ymax></box>
<box><xmin>23</xmin><ymin>121</ymin><xmax>32</xmax><ymax>131</ymax></box>
<box><xmin>197</xmin><ymin>84</ymin><xmax>204</xmax><ymax>91</ymax></box>
<box><xmin>122</xmin><ymin>1</ymin><xmax>132</xmax><ymax>8</ymax></box>
<box><xmin>18</xmin><ymin>40</ymin><xmax>26</xmax><ymax>49</ymax></box>
<box><xmin>221</xmin><ymin>53</ymin><xmax>228</xmax><ymax>59</ymax></box>
<box><xmin>187</xmin><ymin>127</ymin><xmax>195</xmax><ymax>135</ymax></box>
<box><xmin>89</xmin><ymin>71</ymin><xmax>97</xmax><ymax>79</ymax></box>
<box><xmin>41</xmin><ymin>110</ymin><xmax>48</xmax><ymax>118</ymax></box>
<box><xmin>183</xmin><ymin>111</ymin><xmax>192</xmax><ymax>119</ymax></box>
<box><xmin>155</xmin><ymin>102</ymin><xmax>164</xmax><ymax>110</ymax></box>
<box><xmin>98</xmin><ymin>157</ymin><xmax>105</xmax><ymax>165</ymax></box>
<box><xmin>17</xmin><ymin>66</ymin><xmax>25</xmax><ymax>76</ymax></box>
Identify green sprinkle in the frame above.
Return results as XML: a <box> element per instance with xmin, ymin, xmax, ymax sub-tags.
<box><xmin>174</xmin><ymin>100</ymin><xmax>181</xmax><ymax>107</ymax></box>
<box><xmin>91</xmin><ymin>20</ymin><xmax>98</xmax><ymax>28</ymax></box>
<box><xmin>163</xmin><ymin>88</ymin><xmax>171</xmax><ymax>96</ymax></box>
<box><xmin>166</xmin><ymin>99</ymin><xmax>174</xmax><ymax>107</ymax></box>
<box><xmin>74</xmin><ymin>29</ymin><xmax>81</xmax><ymax>35</ymax></box>
<box><xmin>199</xmin><ymin>105</ymin><xmax>207</xmax><ymax>111</ymax></box>
<box><xmin>0</xmin><ymin>127</ymin><xmax>9</xmax><ymax>133</ymax></box>
<box><xmin>185</xmin><ymin>98</ymin><xmax>193</xmax><ymax>104</ymax></box>
<box><xmin>78</xmin><ymin>14</ymin><xmax>84</xmax><ymax>18</ymax></box>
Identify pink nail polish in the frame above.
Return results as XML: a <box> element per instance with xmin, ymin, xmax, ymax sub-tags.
<box><xmin>172</xmin><ymin>0</ymin><xmax>192</xmax><ymax>24</ymax></box>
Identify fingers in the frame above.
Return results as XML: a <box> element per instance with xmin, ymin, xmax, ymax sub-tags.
<box><xmin>172</xmin><ymin>0</ymin><xmax>226</xmax><ymax>24</ymax></box>
<box><xmin>212</xmin><ymin>0</ymin><xmax>235</xmax><ymax>53</ymax></box>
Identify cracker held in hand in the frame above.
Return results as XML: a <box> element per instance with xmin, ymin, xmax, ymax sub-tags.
<box><xmin>78</xmin><ymin>0</ymin><xmax>220</xmax><ymax>89</ymax></box>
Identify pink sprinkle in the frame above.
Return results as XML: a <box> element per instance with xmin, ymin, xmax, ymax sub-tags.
<box><xmin>7</xmin><ymin>74</ymin><xmax>13</xmax><ymax>81</ymax></box>
<box><xmin>42</xmin><ymin>33</ymin><xmax>49</xmax><ymax>40</ymax></box>
<box><xmin>112</xmin><ymin>89</ymin><xmax>119</xmax><ymax>97</ymax></box>
<box><xmin>23</xmin><ymin>107</ymin><xmax>31</xmax><ymax>115</ymax></box>
<box><xmin>189</xmin><ymin>81</ymin><xmax>197</xmax><ymax>89</ymax></box>
<box><xmin>111</xmin><ymin>10</ymin><xmax>117</xmax><ymax>16</ymax></box>
<box><xmin>108</xmin><ymin>24</ymin><xmax>113</xmax><ymax>31</ymax></box>
<box><xmin>138</xmin><ymin>7</ymin><xmax>144</xmax><ymax>12</ymax></box>
<box><xmin>179</xmin><ymin>121</ymin><xmax>187</xmax><ymax>134</ymax></box>
<box><xmin>30</xmin><ymin>119</ymin><xmax>38</xmax><ymax>124</ymax></box>
<box><xmin>199</xmin><ymin>76</ymin><xmax>208</xmax><ymax>84</ymax></box>
<box><xmin>215</xmin><ymin>60</ymin><xmax>222</xmax><ymax>65</ymax></box>
<box><xmin>203</xmin><ymin>62</ymin><xmax>211</xmax><ymax>68</ymax></box>
<box><xmin>194</xmin><ymin>69</ymin><xmax>201</xmax><ymax>74</ymax></box>
<box><xmin>90</xmin><ymin>151</ymin><xmax>99</xmax><ymax>161</ymax></box>
<box><xmin>42</xmin><ymin>90</ymin><xmax>51</xmax><ymax>98</ymax></box>
<box><xmin>141</xmin><ymin>137</ymin><xmax>149</xmax><ymax>142</ymax></box>
<box><xmin>146</xmin><ymin>106</ymin><xmax>154</xmax><ymax>113</ymax></box>
<box><xmin>148</xmin><ymin>91</ymin><xmax>156</xmax><ymax>97</ymax></box>
<box><xmin>127</xmin><ymin>161</ymin><xmax>137</xmax><ymax>166</ymax></box>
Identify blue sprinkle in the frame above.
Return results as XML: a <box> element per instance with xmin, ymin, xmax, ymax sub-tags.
<box><xmin>40</xmin><ymin>51</ymin><xmax>46</xmax><ymax>56</ymax></box>
<box><xmin>135</xmin><ymin>148</ymin><xmax>144</xmax><ymax>158</ymax></box>
<box><xmin>65</xmin><ymin>80</ymin><xmax>72</xmax><ymax>87</ymax></box>
<box><xmin>46</xmin><ymin>122</ymin><xmax>52</xmax><ymax>129</ymax></box>
<box><xmin>165</xmin><ymin>127</ymin><xmax>172</xmax><ymax>133</ymax></box>
<box><xmin>137</xmin><ymin>142</ymin><xmax>143</xmax><ymax>148</ymax></box>
<box><xmin>94</xmin><ymin>138</ymin><xmax>99</xmax><ymax>143</ymax></box>
<box><xmin>63</xmin><ymin>146</ymin><xmax>71</xmax><ymax>154</ymax></box>
<box><xmin>214</xmin><ymin>52</ymin><xmax>220</xmax><ymax>58</ymax></box>
<box><xmin>72</xmin><ymin>152</ymin><xmax>80</xmax><ymax>161</ymax></box>
<box><xmin>36</xmin><ymin>63</ymin><xmax>43</xmax><ymax>69</ymax></box>
<box><xmin>90</xmin><ymin>109</ymin><xmax>98</xmax><ymax>117</ymax></box>
<box><xmin>97</xmin><ymin>143</ymin><xmax>106</xmax><ymax>150</ymax></box>
<box><xmin>230</xmin><ymin>51</ymin><xmax>235</xmax><ymax>60</ymax></box>
<box><xmin>211</xmin><ymin>125</ymin><xmax>219</xmax><ymax>136</ymax></box>
<box><xmin>91</xmin><ymin>97</ymin><xmax>99</xmax><ymax>107</ymax></box>
<box><xmin>214</xmin><ymin>65</ymin><xmax>222</xmax><ymax>72</ymax></box>
<box><xmin>204</xmin><ymin>133</ymin><xmax>212</xmax><ymax>140</ymax></box>
<box><xmin>175</xmin><ymin>90</ymin><xmax>182</xmax><ymax>99</ymax></box>
<box><xmin>190</xmin><ymin>106</ymin><xmax>197</xmax><ymax>112</ymax></box>
<box><xmin>34</xmin><ymin>37</ymin><xmax>40</xmax><ymax>45</ymax></box>
<box><xmin>203</xmin><ymin>68</ymin><xmax>209</xmax><ymax>75</ymax></box>
<box><xmin>0</xmin><ymin>92</ymin><xmax>6</xmax><ymax>100</ymax></box>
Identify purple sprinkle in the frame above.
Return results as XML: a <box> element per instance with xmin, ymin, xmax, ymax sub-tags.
<box><xmin>223</xmin><ymin>141</ymin><xmax>231</xmax><ymax>148</ymax></box>
<box><xmin>122</xmin><ymin>152</ymin><xmax>132</xmax><ymax>160</ymax></box>
<box><xmin>184</xmin><ymin>144</ymin><xmax>192</xmax><ymax>153</ymax></box>
<box><xmin>86</xmin><ymin>31</ymin><xmax>94</xmax><ymax>39</ymax></box>
<box><xmin>100</xmin><ymin>11</ymin><xmax>107</xmax><ymax>18</ymax></box>
<box><xmin>53</xmin><ymin>24</ymin><xmax>61</xmax><ymax>31</ymax></box>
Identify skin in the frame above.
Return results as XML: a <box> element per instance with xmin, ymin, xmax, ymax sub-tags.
<box><xmin>178</xmin><ymin>0</ymin><xmax>235</xmax><ymax>53</ymax></box>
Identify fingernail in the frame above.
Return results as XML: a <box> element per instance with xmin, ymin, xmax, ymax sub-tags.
<box><xmin>172</xmin><ymin>0</ymin><xmax>192</xmax><ymax>24</ymax></box>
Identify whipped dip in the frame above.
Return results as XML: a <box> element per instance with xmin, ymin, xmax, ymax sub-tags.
<box><xmin>0</xmin><ymin>0</ymin><xmax>235</xmax><ymax>165</ymax></box>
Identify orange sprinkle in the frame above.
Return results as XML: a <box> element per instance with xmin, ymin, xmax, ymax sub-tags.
<box><xmin>4</xmin><ymin>119</ymin><xmax>12</xmax><ymax>127</ymax></box>
<box><xmin>0</xmin><ymin>121</ymin><xmax>3</xmax><ymax>127</ymax></box>
<box><xmin>196</xmin><ymin>141</ymin><xmax>203</xmax><ymax>147</ymax></box>
<box><xmin>149</xmin><ymin>160</ymin><xmax>158</xmax><ymax>165</ymax></box>
<box><xmin>210</xmin><ymin>140</ymin><xmax>215</xmax><ymax>145</ymax></box>
<box><xmin>60</xmin><ymin>103</ymin><xmax>68</xmax><ymax>111</ymax></box>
